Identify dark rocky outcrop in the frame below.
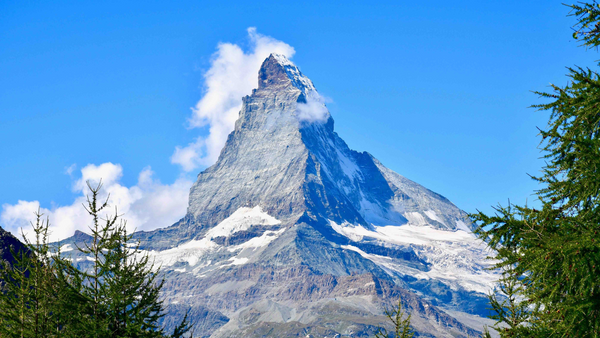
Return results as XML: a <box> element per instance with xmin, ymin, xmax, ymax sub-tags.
<box><xmin>0</xmin><ymin>226</ymin><xmax>27</xmax><ymax>267</ymax></box>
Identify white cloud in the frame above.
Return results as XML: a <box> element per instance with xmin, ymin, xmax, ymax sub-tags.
<box><xmin>74</xmin><ymin>162</ymin><xmax>123</xmax><ymax>192</ymax></box>
<box><xmin>171</xmin><ymin>137</ymin><xmax>205</xmax><ymax>172</ymax></box>
<box><xmin>1</xmin><ymin>163</ymin><xmax>193</xmax><ymax>242</ymax></box>
<box><xmin>296</xmin><ymin>92</ymin><xmax>331</xmax><ymax>123</ymax></box>
<box><xmin>171</xmin><ymin>27</ymin><xmax>296</xmax><ymax>172</ymax></box>
<box><xmin>0</xmin><ymin>200</ymin><xmax>41</xmax><ymax>240</ymax></box>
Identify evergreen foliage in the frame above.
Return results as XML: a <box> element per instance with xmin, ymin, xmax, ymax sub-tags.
<box><xmin>0</xmin><ymin>181</ymin><xmax>192</xmax><ymax>337</ymax></box>
<box><xmin>0</xmin><ymin>212</ymin><xmax>64</xmax><ymax>337</ymax></box>
<box><xmin>374</xmin><ymin>298</ymin><xmax>414</xmax><ymax>338</ymax></box>
<box><xmin>472</xmin><ymin>2</ymin><xmax>600</xmax><ymax>336</ymax></box>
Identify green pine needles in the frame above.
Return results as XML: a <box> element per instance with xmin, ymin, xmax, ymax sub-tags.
<box><xmin>0</xmin><ymin>181</ymin><xmax>192</xmax><ymax>338</ymax></box>
<box><xmin>374</xmin><ymin>298</ymin><xmax>414</xmax><ymax>338</ymax></box>
<box><xmin>0</xmin><ymin>212</ymin><xmax>63</xmax><ymax>337</ymax></box>
<box><xmin>572</xmin><ymin>1</ymin><xmax>600</xmax><ymax>49</ymax></box>
<box><xmin>471</xmin><ymin>2</ymin><xmax>600</xmax><ymax>337</ymax></box>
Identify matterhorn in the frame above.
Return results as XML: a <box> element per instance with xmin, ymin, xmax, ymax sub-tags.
<box><xmin>62</xmin><ymin>54</ymin><xmax>497</xmax><ymax>337</ymax></box>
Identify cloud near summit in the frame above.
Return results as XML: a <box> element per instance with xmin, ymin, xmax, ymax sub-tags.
<box><xmin>171</xmin><ymin>28</ymin><xmax>296</xmax><ymax>172</ymax></box>
<box><xmin>0</xmin><ymin>29</ymin><xmax>311</xmax><ymax>242</ymax></box>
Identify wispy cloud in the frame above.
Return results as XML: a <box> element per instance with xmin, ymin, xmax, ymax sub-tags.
<box><xmin>1</xmin><ymin>163</ymin><xmax>193</xmax><ymax>242</ymax></box>
<box><xmin>171</xmin><ymin>27</ymin><xmax>296</xmax><ymax>172</ymax></box>
<box><xmin>65</xmin><ymin>163</ymin><xmax>76</xmax><ymax>176</ymax></box>
<box><xmin>296</xmin><ymin>92</ymin><xmax>331</xmax><ymax>123</ymax></box>
<box><xmin>171</xmin><ymin>138</ymin><xmax>205</xmax><ymax>173</ymax></box>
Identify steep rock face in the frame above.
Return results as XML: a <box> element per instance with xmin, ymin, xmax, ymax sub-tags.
<box><xmin>61</xmin><ymin>54</ymin><xmax>498</xmax><ymax>337</ymax></box>
<box><xmin>187</xmin><ymin>55</ymin><xmax>310</xmax><ymax>230</ymax></box>
<box><xmin>185</xmin><ymin>54</ymin><xmax>468</xmax><ymax>240</ymax></box>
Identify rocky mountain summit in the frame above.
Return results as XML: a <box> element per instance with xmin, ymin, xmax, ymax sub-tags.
<box><xmin>61</xmin><ymin>54</ymin><xmax>498</xmax><ymax>337</ymax></box>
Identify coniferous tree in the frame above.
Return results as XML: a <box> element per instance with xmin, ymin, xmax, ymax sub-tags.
<box><xmin>484</xmin><ymin>263</ymin><xmax>539</xmax><ymax>337</ymax></box>
<box><xmin>472</xmin><ymin>2</ymin><xmax>600</xmax><ymax>336</ymax></box>
<box><xmin>374</xmin><ymin>298</ymin><xmax>414</xmax><ymax>338</ymax></box>
<box><xmin>0</xmin><ymin>211</ymin><xmax>68</xmax><ymax>337</ymax></box>
<box><xmin>28</xmin><ymin>213</ymin><xmax>60</xmax><ymax>337</ymax></box>
<box><xmin>63</xmin><ymin>180</ymin><xmax>117</xmax><ymax>337</ymax></box>
<box><xmin>103</xmin><ymin>222</ymin><xmax>169</xmax><ymax>337</ymax></box>
<box><xmin>0</xmin><ymin>181</ymin><xmax>192</xmax><ymax>337</ymax></box>
<box><xmin>62</xmin><ymin>181</ymin><xmax>192</xmax><ymax>337</ymax></box>
<box><xmin>0</xmin><ymin>231</ymin><xmax>35</xmax><ymax>337</ymax></box>
<box><xmin>2</xmin><ymin>214</ymin><xmax>29</xmax><ymax>338</ymax></box>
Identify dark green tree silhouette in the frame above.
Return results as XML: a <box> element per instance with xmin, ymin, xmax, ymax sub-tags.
<box><xmin>472</xmin><ymin>2</ymin><xmax>600</xmax><ymax>336</ymax></box>
<box><xmin>0</xmin><ymin>210</ymin><xmax>79</xmax><ymax>337</ymax></box>
<box><xmin>62</xmin><ymin>181</ymin><xmax>192</xmax><ymax>337</ymax></box>
<box><xmin>0</xmin><ymin>211</ymin><xmax>53</xmax><ymax>337</ymax></box>
<box><xmin>0</xmin><ymin>181</ymin><xmax>192</xmax><ymax>338</ymax></box>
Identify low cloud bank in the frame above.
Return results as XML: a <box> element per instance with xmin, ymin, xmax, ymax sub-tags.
<box><xmin>1</xmin><ymin>163</ymin><xmax>192</xmax><ymax>242</ymax></box>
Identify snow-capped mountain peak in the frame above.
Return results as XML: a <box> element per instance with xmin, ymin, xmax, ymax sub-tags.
<box><xmin>263</xmin><ymin>53</ymin><xmax>316</xmax><ymax>95</ymax></box>
<box><xmin>60</xmin><ymin>54</ymin><xmax>497</xmax><ymax>338</ymax></box>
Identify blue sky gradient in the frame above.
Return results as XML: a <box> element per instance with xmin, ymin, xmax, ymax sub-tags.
<box><xmin>1</xmin><ymin>0</ymin><xmax>597</xmax><ymax>237</ymax></box>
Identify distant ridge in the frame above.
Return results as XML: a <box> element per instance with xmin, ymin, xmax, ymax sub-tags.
<box><xmin>0</xmin><ymin>226</ymin><xmax>26</xmax><ymax>267</ymax></box>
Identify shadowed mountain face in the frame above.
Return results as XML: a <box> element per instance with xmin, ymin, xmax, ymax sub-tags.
<box><xmin>61</xmin><ymin>55</ymin><xmax>498</xmax><ymax>337</ymax></box>
<box><xmin>0</xmin><ymin>226</ymin><xmax>26</xmax><ymax>267</ymax></box>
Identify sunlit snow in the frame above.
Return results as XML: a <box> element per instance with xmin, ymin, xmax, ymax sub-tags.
<box><xmin>424</xmin><ymin>210</ymin><xmax>446</xmax><ymax>226</ymax></box>
<box><xmin>330</xmin><ymin>220</ymin><xmax>497</xmax><ymax>294</ymax></box>
<box><xmin>60</xmin><ymin>244</ymin><xmax>73</xmax><ymax>252</ymax></box>
<box><xmin>142</xmin><ymin>206</ymin><xmax>283</xmax><ymax>271</ymax></box>
<box><xmin>206</xmin><ymin>206</ymin><xmax>281</xmax><ymax>239</ymax></box>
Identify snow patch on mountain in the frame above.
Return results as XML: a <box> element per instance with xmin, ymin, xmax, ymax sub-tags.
<box><xmin>404</xmin><ymin>212</ymin><xmax>428</xmax><ymax>226</ymax></box>
<box><xmin>143</xmin><ymin>208</ymin><xmax>284</xmax><ymax>271</ymax></box>
<box><xmin>206</xmin><ymin>206</ymin><xmax>281</xmax><ymax>239</ymax></box>
<box><xmin>455</xmin><ymin>219</ymin><xmax>472</xmax><ymax>232</ymax></box>
<box><xmin>60</xmin><ymin>244</ymin><xmax>74</xmax><ymax>252</ymax></box>
<box><xmin>358</xmin><ymin>192</ymin><xmax>390</xmax><ymax>226</ymax></box>
<box><xmin>329</xmin><ymin>220</ymin><xmax>496</xmax><ymax>294</ymax></box>
<box><xmin>336</xmin><ymin>148</ymin><xmax>361</xmax><ymax>181</ymax></box>
<box><xmin>329</xmin><ymin>220</ymin><xmax>364</xmax><ymax>242</ymax></box>
<box><xmin>226</xmin><ymin>257</ymin><xmax>249</xmax><ymax>266</ymax></box>
<box><xmin>230</xmin><ymin>228</ymin><xmax>286</xmax><ymax>251</ymax></box>
<box><xmin>146</xmin><ymin>237</ymin><xmax>217</xmax><ymax>267</ymax></box>
<box><xmin>424</xmin><ymin>210</ymin><xmax>446</xmax><ymax>226</ymax></box>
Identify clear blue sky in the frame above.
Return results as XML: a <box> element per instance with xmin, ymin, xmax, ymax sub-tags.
<box><xmin>1</xmin><ymin>0</ymin><xmax>596</xmax><ymax>234</ymax></box>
